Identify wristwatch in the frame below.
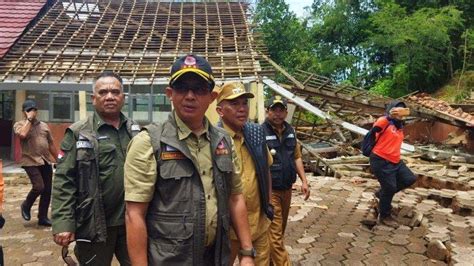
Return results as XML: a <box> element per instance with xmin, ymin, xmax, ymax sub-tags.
<box><xmin>239</xmin><ymin>247</ymin><xmax>257</xmax><ymax>258</ymax></box>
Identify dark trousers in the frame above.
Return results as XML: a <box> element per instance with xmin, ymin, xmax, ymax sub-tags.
<box><xmin>23</xmin><ymin>163</ymin><xmax>52</xmax><ymax>219</ymax></box>
<box><xmin>370</xmin><ymin>154</ymin><xmax>417</xmax><ymax>218</ymax></box>
<box><xmin>74</xmin><ymin>225</ymin><xmax>130</xmax><ymax>266</ymax></box>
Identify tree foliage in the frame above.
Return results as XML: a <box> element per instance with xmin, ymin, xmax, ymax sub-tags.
<box><xmin>253</xmin><ymin>0</ymin><xmax>473</xmax><ymax>96</ymax></box>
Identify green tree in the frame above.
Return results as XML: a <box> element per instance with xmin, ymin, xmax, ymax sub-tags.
<box><xmin>367</xmin><ymin>2</ymin><xmax>463</xmax><ymax>92</ymax></box>
<box><xmin>253</xmin><ymin>0</ymin><xmax>318</xmax><ymax>77</ymax></box>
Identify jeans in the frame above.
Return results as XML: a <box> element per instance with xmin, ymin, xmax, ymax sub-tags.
<box><xmin>370</xmin><ymin>154</ymin><xmax>417</xmax><ymax>218</ymax></box>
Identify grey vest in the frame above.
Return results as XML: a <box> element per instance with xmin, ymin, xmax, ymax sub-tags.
<box><xmin>144</xmin><ymin>114</ymin><xmax>233</xmax><ymax>265</ymax></box>
<box><xmin>70</xmin><ymin>114</ymin><xmax>139</xmax><ymax>242</ymax></box>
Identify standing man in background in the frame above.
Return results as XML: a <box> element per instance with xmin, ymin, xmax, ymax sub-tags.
<box><xmin>52</xmin><ymin>71</ymin><xmax>139</xmax><ymax>265</ymax></box>
<box><xmin>216</xmin><ymin>81</ymin><xmax>274</xmax><ymax>265</ymax></box>
<box><xmin>14</xmin><ymin>99</ymin><xmax>57</xmax><ymax>227</ymax></box>
<box><xmin>262</xmin><ymin>96</ymin><xmax>310</xmax><ymax>266</ymax></box>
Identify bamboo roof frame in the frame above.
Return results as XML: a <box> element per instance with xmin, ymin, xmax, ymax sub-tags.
<box><xmin>0</xmin><ymin>0</ymin><xmax>273</xmax><ymax>90</ymax></box>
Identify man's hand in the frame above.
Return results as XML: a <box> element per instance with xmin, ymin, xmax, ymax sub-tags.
<box><xmin>26</xmin><ymin>110</ymin><xmax>37</xmax><ymax>121</ymax></box>
<box><xmin>53</xmin><ymin>232</ymin><xmax>75</xmax><ymax>247</ymax></box>
<box><xmin>240</xmin><ymin>256</ymin><xmax>255</xmax><ymax>266</ymax></box>
<box><xmin>301</xmin><ymin>181</ymin><xmax>310</xmax><ymax>201</ymax></box>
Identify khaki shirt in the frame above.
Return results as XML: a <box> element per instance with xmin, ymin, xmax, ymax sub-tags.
<box><xmin>223</xmin><ymin>123</ymin><xmax>273</xmax><ymax>241</ymax></box>
<box><xmin>124</xmin><ymin>114</ymin><xmax>242</xmax><ymax>246</ymax></box>
<box><xmin>13</xmin><ymin>119</ymin><xmax>55</xmax><ymax>166</ymax></box>
<box><xmin>273</xmin><ymin>124</ymin><xmax>302</xmax><ymax>159</ymax></box>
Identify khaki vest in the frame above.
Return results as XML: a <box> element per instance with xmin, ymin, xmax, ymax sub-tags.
<box><xmin>144</xmin><ymin>114</ymin><xmax>233</xmax><ymax>265</ymax></box>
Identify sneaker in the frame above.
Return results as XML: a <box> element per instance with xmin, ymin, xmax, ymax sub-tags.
<box><xmin>377</xmin><ymin>215</ymin><xmax>399</xmax><ymax>228</ymax></box>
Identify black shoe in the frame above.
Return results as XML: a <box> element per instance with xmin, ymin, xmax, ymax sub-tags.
<box><xmin>38</xmin><ymin>217</ymin><xmax>52</xmax><ymax>227</ymax></box>
<box><xmin>21</xmin><ymin>202</ymin><xmax>31</xmax><ymax>221</ymax></box>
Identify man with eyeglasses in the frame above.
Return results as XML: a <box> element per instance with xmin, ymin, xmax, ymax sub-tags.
<box><xmin>124</xmin><ymin>54</ymin><xmax>255</xmax><ymax>265</ymax></box>
<box><xmin>52</xmin><ymin>71</ymin><xmax>140</xmax><ymax>265</ymax></box>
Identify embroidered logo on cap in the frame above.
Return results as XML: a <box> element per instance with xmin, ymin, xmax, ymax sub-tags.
<box><xmin>183</xmin><ymin>56</ymin><xmax>197</xmax><ymax>68</ymax></box>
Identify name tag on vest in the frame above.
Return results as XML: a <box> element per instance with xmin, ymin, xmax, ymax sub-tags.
<box><xmin>266</xmin><ymin>135</ymin><xmax>277</xmax><ymax>140</ymax></box>
<box><xmin>76</xmin><ymin>140</ymin><xmax>93</xmax><ymax>149</ymax></box>
<box><xmin>161</xmin><ymin>151</ymin><xmax>186</xmax><ymax>160</ymax></box>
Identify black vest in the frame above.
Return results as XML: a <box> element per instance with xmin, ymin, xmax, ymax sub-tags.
<box><xmin>262</xmin><ymin>120</ymin><xmax>297</xmax><ymax>190</ymax></box>
<box><xmin>240</xmin><ymin>123</ymin><xmax>273</xmax><ymax>220</ymax></box>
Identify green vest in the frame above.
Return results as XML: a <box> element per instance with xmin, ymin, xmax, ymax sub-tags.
<box><xmin>69</xmin><ymin>114</ymin><xmax>139</xmax><ymax>242</ymax></box>
<box><xmin>144</xmin><ymin>114</ymin><xmax>233</xmax><ymax>265</ymax></box>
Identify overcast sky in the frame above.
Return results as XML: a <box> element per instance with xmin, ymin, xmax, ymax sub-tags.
<box><xmin>286</xmin><ymin>0</ymin><xmax>313</xmax><ymax>17</ymax></box>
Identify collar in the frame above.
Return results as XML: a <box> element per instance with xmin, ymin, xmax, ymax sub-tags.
<box><xmin>93</xmin><ymin>111</ymin><xmax>127</xmax><ymax>130</ymax></box>
<box><xmin>174</xmin><ymin>111</ymin><xmax>210</xmax><ymax>141</ymax></box>
<box><xmin>222</xmin><ymin>121</ymin><xmax>243</xmax><ymax>140</ymax></box>
<box><xmin>266</xmin><ymin>120</ymin><xmax>286</xmax><ymax>135</ymax></box>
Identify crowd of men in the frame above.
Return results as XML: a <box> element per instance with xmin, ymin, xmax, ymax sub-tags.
<box><xmin>8</xmin><ymin>54</ymin><xmax>413</xmax><ymax>265</ymax></box>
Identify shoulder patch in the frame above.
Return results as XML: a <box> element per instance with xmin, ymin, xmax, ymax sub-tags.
<box><xmin>287</xmin><ymin>133</ymin><xmax>295</xmax><ymax>138</ymax></box>
<box><xmin>131</xmin><ymin>124</ymin><xmax>140</xmax><ymax>131</ymax></box>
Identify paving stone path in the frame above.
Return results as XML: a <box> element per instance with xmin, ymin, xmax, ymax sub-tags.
<box><xmin>2</xmin><ymin>173</ymin><xmax>472</xmax><ymax>265</ymax></box>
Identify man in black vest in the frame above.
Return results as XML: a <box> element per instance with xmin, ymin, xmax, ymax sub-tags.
<box><xmin>124</xmin><ymin>55</ymin><xmax>255</xmax><ymax>265</ymax></box>
<box><xmin>262</xmin><ymin>96</ymin><xmax>310</xmax><ymax>266</ymax></box>
<box><xmin>216</xmin><ymin>81</ymin><xmax>273</xmax><ymax>265</ymax></box>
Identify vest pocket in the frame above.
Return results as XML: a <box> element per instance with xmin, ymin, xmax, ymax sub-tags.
<box><xmin>148</xmin><ymin>219</ymin><xmax>193</xmax><ymax>265</ymax></box>
<box><xmin>98</xmin><ymin>143</ymin><xmax>117</xmax><ymax>175</ymax></box>
<box><xmin>75</xmin><ymin>197</ymin><xmax>94</xmax><ymax>240</ymax></box>
<box><xmin>158</xmin><ymin>160</ymin><xmax>193</xmax><ymax>203</ymax></box>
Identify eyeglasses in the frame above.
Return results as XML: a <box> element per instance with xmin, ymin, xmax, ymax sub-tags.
<box><xmin>172</xmin><ymin>86</ymin><xmax>211</xmax><ymax>96</ymax></box>
<box><xmin>61</xmin><ymin>239</ymin><xmax>96</xmax><ymax>266</ymax></box>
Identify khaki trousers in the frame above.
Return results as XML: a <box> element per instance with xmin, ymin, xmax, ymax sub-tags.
<box><xmin>230</xmin><ymin>230</ymin><xmax>270</xmax><ymax>265</ymax></box>
<box><xmin>268</xmin><ymin>189</ymin><xmax>292</xmax><ymax>266</ymax></box>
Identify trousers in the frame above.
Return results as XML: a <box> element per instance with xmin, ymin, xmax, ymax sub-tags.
<box><xmin>23</xmin><ymin>163</ymin><xmax>52</xmax><ymax>219</ymax></box>
<box><xmin>268</xmin><ymin>189</ymin><xmax>292</xmax><ymax>266</ymax></box>
<box><xmin>370</xmin><ymin>154</ymin><xmax>417</xmax><ymax>218</ymax></box>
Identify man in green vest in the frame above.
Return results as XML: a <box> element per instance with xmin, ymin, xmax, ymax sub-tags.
<box><xmin>124</xmin><ymin>54</ymin><xmax>255</xmax><ymax>265</ymax></box>
<box><xmin>52</xmin><ymin>71</ymin><xmax>139</xmax><ymax>265</ymax></box>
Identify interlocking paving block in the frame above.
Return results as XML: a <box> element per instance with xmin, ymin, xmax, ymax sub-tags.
<box><xmin>388</xmin><ymin>236</ymin><xmax>410</xmax><ymax>246</ymax></box>
<box><xmin>428</xmin><ymin>225</ymin><xmax>450</xmax><ymax>234</ymax></box>
<box><xmin>426</xmin><ymin>240</ymin><xmax>448</xmax><ymax>261</ymax></box>
<box><xmin>406</xmin><ymin>242</ymin><xmax>427</xmax><ymax>254</ymax></box>
<box><xmin>297</xmin><ymin>236</ymin><xmax>316</xmax><ymax>244</ymax></box>
<box><xmin>424</xmin><ymin>232</ymin><xmax>450</xmax><ymax>243</ymax></box>
<box><xmin>337</xmin><ymin>232</ymin><xmax>355</xmax><ymax>238</ymax></box>
<box><xmin>32</xmin><ymin>250</ymin><xmax>53</xmax><ymax>257</ymax></box>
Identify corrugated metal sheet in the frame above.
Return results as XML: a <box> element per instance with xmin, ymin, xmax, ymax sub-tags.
<box><xmin>0</xmin><ymin>0</ymin><xmax>46</xmax><ymax>58</ymax></box>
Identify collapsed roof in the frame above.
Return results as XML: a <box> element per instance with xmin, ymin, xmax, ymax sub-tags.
<box><xmin>0</xmin><ymin>0</ymin><xmax>273</xmax><ymax>90</ymax></box>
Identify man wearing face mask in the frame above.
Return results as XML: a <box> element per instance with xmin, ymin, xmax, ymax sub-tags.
<box><xmin>369</xmin><ymin>100</ymin><xmax>417</xmax><ymax>228</ymax></box>
<box><xmin>14</xmin><ymin>99</ymin><xmax>58</xmax><ymax>227</ymax></box>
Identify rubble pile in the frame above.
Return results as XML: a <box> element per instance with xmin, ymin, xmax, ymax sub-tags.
<box><xmin>408</xmin><ymin>93</ymin><xmax>474</xmax><ymax>123</ymax></box>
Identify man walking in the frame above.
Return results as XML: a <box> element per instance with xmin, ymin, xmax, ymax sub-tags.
<box><xmin>262</xmin><ymin>96</ymin><xmax>310</xmax><ymax>266</ymax></box>
<box><xmin>52</xmin><ymin>71</ymin><xmax>139</xmax><ymax>265</ymax></box>
<box><xmin>216</xmin><ymin>82</ymin><xmax>273</xmax><ymax>265</ymax></box>
<box><xmin>124</xmin><ymin>54</ymin><xmax>255</xmax><ymax>265</ymax></box>
<box><xmin>14</xmin><ymin>99</ymin><xmax>57</xmax><ymax>226</ymax></box>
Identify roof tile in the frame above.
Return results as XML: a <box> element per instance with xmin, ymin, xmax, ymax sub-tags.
<box><xmin>0</xmin><ymin>0</ymin><xmax>46</xmax><ymax>58</ymax></box>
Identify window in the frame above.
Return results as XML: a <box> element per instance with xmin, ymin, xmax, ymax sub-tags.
<box><xmin>51</xmin><ymin>94</ymin><xmax>73</xmax><ymax>122</ymax></box>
